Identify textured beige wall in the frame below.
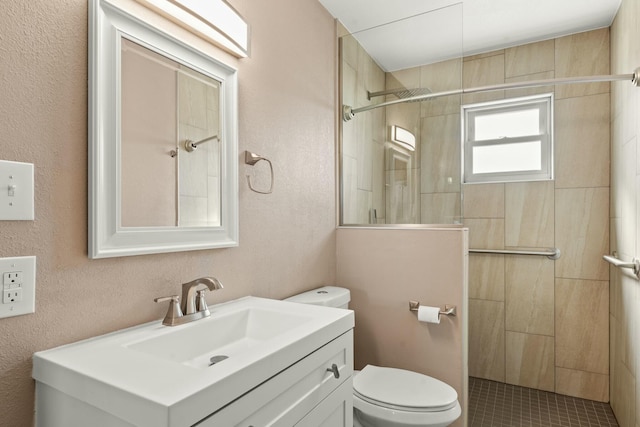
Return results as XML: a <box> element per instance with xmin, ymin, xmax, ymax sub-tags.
<box><xmin>0</xmin><ymin>0</ymin><xmax>336</xmax><ymax>425</ymax></box>
<box><xmin>463</xmin><ymin>29</ymin><xmax>611</xmax><ymax>402</ymax></box>
<box><xmin>336</xmin><ymin>226</ymin><xmax>468</xmax><ymax>427</ymax></box>
<box><xmin>610</xmin><ymin>0</ymin><xmax>640</xmax><ymax>425</ymax></box>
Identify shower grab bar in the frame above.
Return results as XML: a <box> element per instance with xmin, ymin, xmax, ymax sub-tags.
<box><xmin>603</xmin><ymin>253</ymin><xmax>640</xmax><ymax>279</ymax></box>
<box><xmin>469</xmin><ymin>247</ymin><xmax>561</xmax><ymax>260</ymax></box>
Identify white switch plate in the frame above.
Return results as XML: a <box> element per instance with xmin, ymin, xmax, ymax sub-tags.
<box><xmin>0</xmin><ymin>256</ymin><xmax>36</xmax><ymax>319</ymax></box>
<box><xmin>0</xmin><ymin>160</ymin><xmax>34</xmax><ymax>220</ymax></box>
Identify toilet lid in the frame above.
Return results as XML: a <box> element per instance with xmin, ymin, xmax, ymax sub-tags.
<box><xmin>353</xmin><ymin>365</ymin><xmax>458</xmax><ymax>411</ymax></box>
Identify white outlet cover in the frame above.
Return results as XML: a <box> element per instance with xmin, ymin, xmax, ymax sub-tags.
<box><xmin>0</xmin><ymin>256</ymin><xmax>36</xmax><ymax>319</ymax></box>
<box><xmin>0</xmin><ymin>160</ymin><xmax>35</xmax><ymax>220</ymax></box>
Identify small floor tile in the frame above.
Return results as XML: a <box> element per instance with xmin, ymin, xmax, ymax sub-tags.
<box><xmin>469</xmin><ymin>377</ymin><xmax>619</xmax><ymax>427</ymax></box>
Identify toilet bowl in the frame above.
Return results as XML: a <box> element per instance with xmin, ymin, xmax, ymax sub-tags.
<box><xmin>285</xmin><ymin>286</ymin><xmax>461</xmax><ymax>427</ymax></box>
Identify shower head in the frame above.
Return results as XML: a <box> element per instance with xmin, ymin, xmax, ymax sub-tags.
<box><xmin>367</xmin><ymin>87</ymin><xmax>432</xmax><ymax>102</ymax></box>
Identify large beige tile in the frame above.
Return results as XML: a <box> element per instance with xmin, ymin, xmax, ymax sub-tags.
<box><xmin>356</xmin><ymin>112</ymin><xmax>373</xmax><ymax>192</ymax></box>
<box><xmin>617</xmin><ymin>274</ymin><xmax>638</xmax><ymax>376</ymax></box>
<box><xmin>610</xmin><ymin>314</ymin><xmax>617</xmax><ymax>409</ymax></box>
<box><xmin>555</xmin><ymin>94</ymin><xmax>610</xmax><ymax>189</ymax></box>
<box><xmin>505</xmin><ymin>256</ymin><xmax>554</xmax><ymax>336</ymax></box>
<box><xmin>610</xmin><ymin>263</ymin><xmax>622</xmax><ymax>319</ymax></box>
<box><xmin>504</xmin><ymin>181</ymin><xmax>554</xmax><ymax>248</ymax></box>
<box><xmin>611</xmin><ymin>360</ymin><xmax>636</xmax><ymax>426</ymax></box>
<box><xmin>505</xmin><ymin>40</ymin><xmax>555</xmax><ymax>78</ymax></box>
<box><xmin>387</xmin><ymin>67</ymin><xmax>421</xmax><ymax>94</ymax></box>
<box><xmin>341</xmin><ymin>155</ymin><xmax>358</xmax><ymax>224</ymax></box>
<box><xmin>613</xmin><ymin>140</ymin><xmax>635</xmax><ymax>257</ymax></box>
<box><xmin>340</xmin><ymin>34</ymin><xmax>358</xmax><ymax>70</ymax></box>
<box><xmin>462</xmin><ymin>54</ymin><xmax>505</xmax><ymax>105</ymax></box>
<box><xmin>469</xmin><ymin>254</ymin><xmax>504</xmax><ymax>301</ymax></box>
<box><xmin>463</xmin><ymin>184</ymin><xmax>504</xmax><ymax>219</ymax></box>
<box><xmin>420</xmin><ymin>58</ymin><xmax>462</xmax><ymax>117</ymax></box>
<box><xmin>555</xmin><ymin>29</ymin><xmax>610</xmax><ymax>99</ymax></box>
<box><xmin>420</xmin><ymin>114</ymin><xmax>460</xmax><ymax>193</ymax></box>
<box><xmin>385</xmin><ymin>167</ymin><xmax>420</xmax><ymax>224</ymax></box>
<box><xmin>505</xmin><ymin>71</ymin><xmax>555</xmax><ymax>98</ymax></box>
<box><xmin>610</xmin><ymin>0</ymin><xmax>638</xmax><ymax>76</ymax></box>
<box><xmin>555</xmin><ymin>188</ymin><xmax>609</xmax><ymax>281</ymax></box>
<box><xmin>371</xmin><ymin>101</ymin><xmax>386</xmax><ymax>143</ymax></box>
<box><xmin>356</xmin><ymin>190</ymin><xmax>373</xmax><ymax>224</ymax></box>
<box><xmin>465</xmin><ymin>218</ymin><xmax>504</xmax><ymax>250</ymax></box>
<box><xmin>341</xmin><ymin>60</ymin><xmax>357</xmax><ymax>111</ymax></box>
<box><xmin>555</xmin><ymin>367</ymin><xmax>609</xmax><ymax>402</ymax></box>
<box><xmin>556</xmin><ymin>279</ymin><xmax>609</xmax><ymax>374</ymax></box>
<box><xmin>464</xmin><ymin>49</ymin><xmax>504</xmax><ymax>62</ymax></box>
<box><xmin>371</xmin><ymin>141</ymin><xmax>385</xmax><ymax>221</ymax></box>
<box><xmin>469</xmin><ymin>299</ymin><xmax>505</xmax><ymax>382</ymax></box>
<box><xmin>420</xmin><ymin>193</ymin><xmax>461</xmax><ymax>224</ymax></box>
<box><xmin>506</xmin><ymin>332</ymin><xmax>554</xmax><ymax>392</ymax></box>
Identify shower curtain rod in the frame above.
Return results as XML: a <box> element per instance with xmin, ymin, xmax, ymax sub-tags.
<box><xmin>342</xmin><ymin>67</ymin><xmax>640</xmax><ymax>121</ymax></box>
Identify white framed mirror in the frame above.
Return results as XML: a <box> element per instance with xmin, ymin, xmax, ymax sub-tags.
<box><xmin>88</xmin><ymin>0</ymin><xmax>239</xmax><ymax>259</ymax></box>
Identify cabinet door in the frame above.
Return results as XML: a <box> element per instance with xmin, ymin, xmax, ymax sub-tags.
<box><xmin>295</xmin><ymin>380</ymin><xmax>353</xmax><ymax>427</ymax></box>
<box><xmin>196</xmin><ymin>330</ymin><xmax>353</xmax><ymax>426</ymax></box>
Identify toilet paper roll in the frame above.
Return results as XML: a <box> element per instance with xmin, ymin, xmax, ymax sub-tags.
<box><xmin>417</xmin><ymin>305</ymin><xmax>440</xmax><ymax>324</ymax></box>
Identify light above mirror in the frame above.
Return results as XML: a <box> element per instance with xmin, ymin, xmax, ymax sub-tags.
<box><xmin>133</xmin><ymin>0</ymin><xmax>249</xmax><ymax>57</ymax></box>
<box><xmin>88</xmin><ymin>0</ymin><xmax>239</xmax><ymax>258</ymax></box>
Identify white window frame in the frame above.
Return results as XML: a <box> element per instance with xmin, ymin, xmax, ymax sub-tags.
<box><xmin>462</xmin><ymin>93</ymin><xmax>554</xmax><ymax>184</ymax></box>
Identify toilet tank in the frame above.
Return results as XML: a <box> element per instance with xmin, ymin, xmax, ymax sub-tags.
<box><xmin>285</xmin><ymin>286</ymin><xmax>350</xmax><ymax>309</ymax></box>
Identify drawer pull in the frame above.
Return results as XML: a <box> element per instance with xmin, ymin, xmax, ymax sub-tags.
<box><xmin>326</xmin><ymin>363</ymin><xmax>340</xmax><ymax>379</ymax></box>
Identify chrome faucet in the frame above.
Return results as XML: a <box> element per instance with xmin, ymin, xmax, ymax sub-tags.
<box><xmin>154</xmin><ymin>277</ymin><xmax>224</xmax><ymax>326</ymax></box>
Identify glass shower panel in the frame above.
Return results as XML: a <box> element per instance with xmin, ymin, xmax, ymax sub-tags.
<box><xmin>339</xmin><ymin>3</ymin><xmax>463</xmax><ymax>225</ymax></box>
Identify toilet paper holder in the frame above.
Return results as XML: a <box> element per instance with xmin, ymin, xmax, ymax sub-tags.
<box><xmin>409</xmin><ymin>301</ymin><xmax>457</xmax><ymax>316</ymax></box>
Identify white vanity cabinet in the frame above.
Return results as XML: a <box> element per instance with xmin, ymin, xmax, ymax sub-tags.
<box><xmin>198</xmin><ymin>331</ymin><xmax>353</xmax><ymax>426</ymax></box>
<box><xmin>33</xmin><ymin>297</ymin><xmax>354</xmax><ymax>427</ymax></box>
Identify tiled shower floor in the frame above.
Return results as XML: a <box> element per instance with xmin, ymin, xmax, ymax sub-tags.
<box><xmin>468</xmin><ymin>377</ymin><xmax>619</xmax><ymax>427</ymax></box>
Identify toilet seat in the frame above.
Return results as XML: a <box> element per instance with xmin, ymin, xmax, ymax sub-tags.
<box><xmin>353</xmin><ymin>365</ymin><xmax>458</xmax><ymax>412</ymax></box>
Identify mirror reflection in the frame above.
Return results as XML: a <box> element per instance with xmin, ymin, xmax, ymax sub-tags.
<box><xmin>120</xmin><ymin>38</ymin><xmax>221</xmax><ymax>228</ymax></box>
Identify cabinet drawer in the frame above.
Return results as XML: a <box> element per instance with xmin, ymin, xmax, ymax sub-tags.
<box><xmin>196</xmin><ymin>330</ymin><xmax>353</xmax><ymax>426</ymax></box>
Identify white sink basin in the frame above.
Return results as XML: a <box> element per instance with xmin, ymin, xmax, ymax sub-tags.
<box><xmin>126</xmin><ymin>306</ymin><xmax>313</xmax><ymax>368</ymax></box>
<box><xmin>33</xmin><ymin>296</ymin><xmax>354</xmax><ymax>427</ymax></box>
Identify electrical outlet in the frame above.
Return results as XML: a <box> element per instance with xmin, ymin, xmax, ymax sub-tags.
<box><xmin>3</xmin><ymin>288</ymin><xmax>22</xmax><ymax>304</ymax></box>
<box><xmin>0</xmin><ymin>256</ymin><xmax>35</xmax><ymax>319</ymax></box>
<box><xmin>3</xmin><ymin>271</ymin><xmax>23</xmax><ymax>286</ymax></box>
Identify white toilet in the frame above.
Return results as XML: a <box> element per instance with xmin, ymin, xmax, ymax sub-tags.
<box><xmin>285</xmin><ymin>286</ymin><xmax>461</xmax><ymax>427</ymax></box>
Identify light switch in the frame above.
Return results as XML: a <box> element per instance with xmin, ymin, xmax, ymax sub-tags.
<box><xmin>0</xmin><ymin>160</ymin><xmax>34</xmax><ymax>220</ymax></box>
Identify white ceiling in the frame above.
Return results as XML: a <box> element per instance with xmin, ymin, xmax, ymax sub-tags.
<box><xmin>318</xmin><ymin>0</ymin><xmax>622</xmax><ymax>71</ymax></box>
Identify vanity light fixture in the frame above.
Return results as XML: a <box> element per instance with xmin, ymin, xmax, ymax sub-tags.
<box><xmin>133</xmin><ymin>0</ymin><xmax>250</xmax><ymax>57</ymax></box>
<box><xmin>390</xmin><ymin>125</ymin><xmax>416</xmax><ymax>151</ymax></box>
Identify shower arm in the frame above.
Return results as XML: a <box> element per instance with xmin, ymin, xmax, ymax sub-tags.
<box><xmin>343</xmin><ymin>68</ymin><xmax>640</xmax><ymax>121</ymax></box>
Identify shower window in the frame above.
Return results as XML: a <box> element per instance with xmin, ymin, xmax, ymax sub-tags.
<box><xmin>463</xmin><ymin>93</ymin><xmax>553</xmax><ymax>184</ymax></box>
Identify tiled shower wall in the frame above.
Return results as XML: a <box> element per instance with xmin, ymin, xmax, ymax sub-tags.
<box><xmin>610</xmin><ymin>0</ymin><xmax>640</xmax><ymax>426</ymax></box>
<box><xmin>340</xmin><ymin>27</ymin><xmax>612</xmax><ymax>403</ymax></box>
<box><xmin>340</xmin><ymin>33</ymin><xmax>463</xmax><ymax>225</ymax></box>
<box><xmin>385</xmin><ymin>59</ymin><xmax>463</xmax><ymax>224</ymax></box>
<box><xmin>340</xmin><ymin>34</ymin><xmax>387</xmax><ymax>224</ymax></box>
<box><xmin>466</xmin><ymin>29</ymin><xmax>611</xmax><ymax>402</ymax></box>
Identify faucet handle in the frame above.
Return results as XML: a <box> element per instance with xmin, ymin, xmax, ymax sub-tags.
<box><xmin>154</xmin><ymin>295</ymin><xmax>184</xmax><ymax>326</ymax></box>
<box><xmin>195</xmin><ymin>289</ymin><xmax>210</xmax><ymax>314</ymax></box>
